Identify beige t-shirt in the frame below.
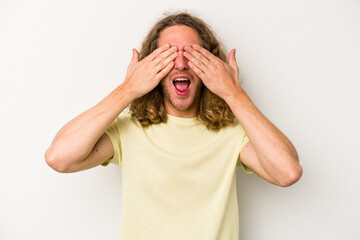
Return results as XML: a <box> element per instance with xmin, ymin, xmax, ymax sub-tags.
<box><xmin>102</xmin><ymin>110</ymin><xmax>251</xmax><ymax>240</ymax></box>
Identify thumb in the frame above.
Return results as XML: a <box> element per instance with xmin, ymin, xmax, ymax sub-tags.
<box><xmin>228</xmin><ymin>49</ymin><xmax>238</xmax><ymax>70</ymax></box>
<box><xmin>130</xmin><ymin>48</ymin><xmax>139</xmax><ymax>65</ymax></box>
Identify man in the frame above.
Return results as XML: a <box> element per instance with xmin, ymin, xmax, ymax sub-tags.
<box><xmin>45</xmin><ymin>12</ymin><xmax>302</xmax><ymax>240</ymax></box>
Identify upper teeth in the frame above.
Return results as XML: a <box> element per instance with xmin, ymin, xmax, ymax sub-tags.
<box><xmin>174</xmin><ymin>78</ymin><xmax>189</xmax><ymax>81</ymax></box>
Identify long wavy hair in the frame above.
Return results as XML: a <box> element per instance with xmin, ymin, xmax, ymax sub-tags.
<box><xmin>129</xmin><ymin>12</ymin><xmax>235</xmax><ymax>131</ymax></box>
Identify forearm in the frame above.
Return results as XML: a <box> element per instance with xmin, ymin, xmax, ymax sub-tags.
<box><xmin>46</xmin><ymin>84</ymin><xmax>134</xmax><ymax>170</ymax></box>
<box><xmin>46</xmin><ymin>45</ymin><xmax>177</xmax><ymax>172</ymax></box>
<box><xmin>225</xmin><ymin>87</ymin><xmax>301</xmax><ymax>184</ymax></box>
<box><xmin>183</xmin><ymin>44</ymin><xmax>302</xmax><ymax>185</ymax></box>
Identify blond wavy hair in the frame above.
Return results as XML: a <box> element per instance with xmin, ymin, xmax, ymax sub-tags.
<box><xmin>129</xmin><ymin>12</ymin><xmax>235</xmax><ymax>131</ymax></box>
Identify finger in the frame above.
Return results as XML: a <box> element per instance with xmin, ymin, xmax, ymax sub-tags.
<box><xmin>130</xmin><ymin>48</ymin><xmax>139</xmax><ymax>65</ymax></box>
<box><xmin>192</xmin><ymin>44</ymin><xmax>218</xmax><ymax>62</ymax></box>
<box><xmin>188</xmin><ymin>61</ymin><xmax>207</xmax><ymax>80</ymax></box>
<box><xmin>147</xmin><ymin>44</ymin><xmax>171</xmax><ymax>61</ymax></box>
<box><xmin>153</xmin><ymin>51</ymin><xmax>178</xmax><ymax>73</ymax></box>
<box><xmin>154</xmin><ymin>61</ymin><xmax>175</xmax><ymax>82</ymax></box>
<box><xmin>153</xmin><ymin>46</ymin><xmax>178</xmax><ymax>67</ymax></box>
<box><xmin>228</xmin><ymin>49</ymin><xmax>238</xmax><ymax>71</ymax></box>
<box><xmin>184</xmin><ymin>50</ymin><xmax>208</xmax><ymax>72</ymax></box>
<box><xmin>184</xmin><ymin>46</ymin><xmax>211</xmax><ymax>69</ymax></box>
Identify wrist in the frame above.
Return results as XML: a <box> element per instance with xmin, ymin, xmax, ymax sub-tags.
<box><xmin>223</xmin><ymin>86</ymin><xmax>248</xmax><ymax>107</ymax></box>
<box><xmin>117</xmin><ymin>82</ymin><xmax>138</xmax><ymax>102</ymax></box>
<box><xmin>99</xmin><ymin>83</ymin><xmax>135</xmax><ymax>113</ymax></box>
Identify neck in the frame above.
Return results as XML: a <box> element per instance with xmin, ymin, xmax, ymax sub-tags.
<box><xmin>164</xmin><ymin>101</ymin><xmax>199</xmax><ymax>118</ymax></box>
<box><xmin>165</xmin><ymin>106</ymin><xmax>197</xmax><ymax>118</ymax></box>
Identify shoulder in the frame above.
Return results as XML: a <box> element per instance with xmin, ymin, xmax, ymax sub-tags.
<box><xmin>118</xmin><ymin>109</ymin><xmax>132</xmax><ymax>122</ymax></box>
<box><xmin>107</xmin><ymin>109</ymin><xmax>134</xmax><ymax>132</ymax></box>
<box><xmin>220</xmin><ymin>118</ymin><xmax>246</xmax><ymax>135</ymax></box>
<box><xmin>117</xmin><ymin>109</ymin><xmax>143</xmax><ymax>130</ymax></box>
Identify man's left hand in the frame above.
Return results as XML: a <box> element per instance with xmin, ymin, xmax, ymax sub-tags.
<box><xmin>184</xmin><ymin>44</ymin><xmax>241</xmax><ymax>101</ymax></box>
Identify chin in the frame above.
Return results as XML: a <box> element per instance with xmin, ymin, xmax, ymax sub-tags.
<box><xmin>170</xmin><ymin>98</ymin><xmax>194</xmax><ymax>110</ymax></box>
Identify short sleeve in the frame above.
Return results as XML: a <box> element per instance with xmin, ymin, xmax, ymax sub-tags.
<box><xmin>236</xmin><ymin>132</ymin><xmax>253</xmax><ymax>174</ymax></box>
<box><xmin>101</xmin><ymin>117</ymin><xmax>122</xmax><ymax>168</ymax></box>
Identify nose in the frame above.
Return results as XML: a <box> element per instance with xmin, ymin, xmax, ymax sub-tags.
<box><xmin>174</xmin><ymin>50</ymin><xmax>189</xmax><ymax>70</ymax></box>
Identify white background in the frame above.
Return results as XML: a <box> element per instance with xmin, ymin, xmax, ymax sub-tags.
<box><xmin>1</xmin><ymin>0</ymin><xmax>359</xmax><ymax>239</ymax></box>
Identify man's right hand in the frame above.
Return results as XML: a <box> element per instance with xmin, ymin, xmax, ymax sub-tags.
<box><xmin>123</xmin><ymin>44</ymin><xmax>178</xmax><ymax>99</ymax></box>
<box><xmin>45</xmin><ymin>44</ymin><xmax>178</xmax><ymax>173</ymax></box>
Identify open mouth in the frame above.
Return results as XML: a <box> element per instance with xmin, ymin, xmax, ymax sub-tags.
<box><xmin>173</xmin><ymin>78</ymin><xmax>191</xmax><ymax>94</ymax></box>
